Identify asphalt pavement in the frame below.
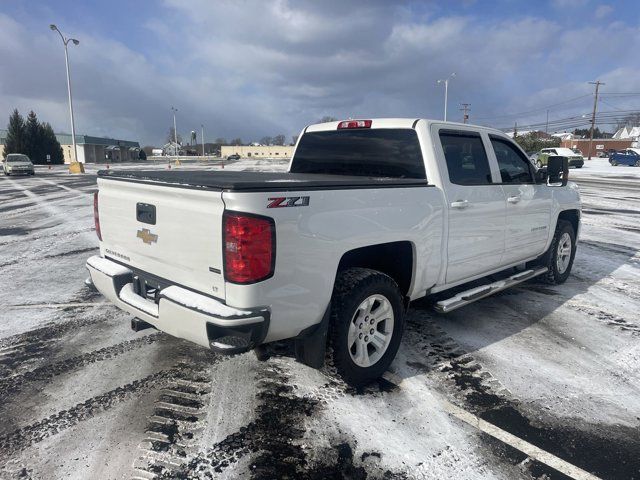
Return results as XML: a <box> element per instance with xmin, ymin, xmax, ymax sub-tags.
<box><xmin>0</xmin><ymin>162</ymin><xmax>638</xmax><ymax>479</ymax></box>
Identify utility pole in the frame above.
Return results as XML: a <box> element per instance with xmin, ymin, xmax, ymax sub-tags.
<box><xmin>514</xmin><ymin>121</ymin><xmax>518</xmax><ymax>138</ymax></box>
<box><xmin>460</xmin><ymin>103</ymin><xmax>470</xmax><ymax>124</ymax></box>
<box><xmin>587</xmin><ymin>80</ymin><xmax>604</xmax><ymax>160</ymax></box>
<box><xmin>545</xmin><ymin>109</ymin><xmax>549</xmax><ymax>134</ymax></box>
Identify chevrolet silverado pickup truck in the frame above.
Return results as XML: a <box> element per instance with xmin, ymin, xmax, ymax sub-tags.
<box><xmin>86</xmin><ymin>119</ymin><xmax>581</xmax><ymax>386</ymax></box>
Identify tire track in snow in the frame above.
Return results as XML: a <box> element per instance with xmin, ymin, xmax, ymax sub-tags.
<box><xmin>403</xmin><ymin>308</ymin><xmax>640</xmax><ymax>480</ymax></box>
<box><xmin>0</xmin><ymin>364</ymin><xmax>185</xmax><ymax>456</ymax></box>
<box><xmin>0</xmin><ymin>333</ymin><xmax>162</xmax><ymax>398</ymax></box>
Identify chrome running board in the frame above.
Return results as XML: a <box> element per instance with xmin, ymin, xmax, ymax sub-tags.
<box><xmin>434</xmin><ymin>267</ymin><xmax>548</xmax><ymax>313</ymax></box>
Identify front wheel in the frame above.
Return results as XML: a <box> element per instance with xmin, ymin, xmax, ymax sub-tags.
<box><xmin>330</xmin><ymin>268</ymin><xmax>404</xmax><ymax>387</ymax></box>
<box><xmin>540</xmin><ymin>220</ymin><xmax>576</xmax><ymax>285</ymax></box>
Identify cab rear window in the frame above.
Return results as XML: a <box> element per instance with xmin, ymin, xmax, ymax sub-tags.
<box><xmin>291</xmin><ymin>129</ymin><xmax>426</xmax><ymax>179</ymax></box>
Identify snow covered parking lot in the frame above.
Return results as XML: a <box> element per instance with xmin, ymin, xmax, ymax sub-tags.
<box><xmin>0</xmin><ymin>160</ymin><xmax>639</xmax><ymax>479</ymax></box>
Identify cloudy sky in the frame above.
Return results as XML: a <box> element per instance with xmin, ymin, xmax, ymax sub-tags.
<box><xmin>1</xmin><ymin>0</ymin><xmax>639</xmax><ymax>146</ymax></box>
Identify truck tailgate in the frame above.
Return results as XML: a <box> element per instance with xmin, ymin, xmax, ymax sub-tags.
<box><xmin>97</xmin><ymin>178</ymin><xmax>226</xmax><ymax>300</ymax></box>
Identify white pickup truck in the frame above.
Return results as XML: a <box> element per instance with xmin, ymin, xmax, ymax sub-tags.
<box><xmin>87</xmin><ymin>119</ymin><xmax>581</xmax><ymax>386</ymax></box>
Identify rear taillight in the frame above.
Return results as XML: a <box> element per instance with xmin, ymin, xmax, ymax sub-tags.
<box><xmin>337</xmin><ymin>119</ymin><xmax>372</xmax><ymax>129</ymax></box>
<box><xmin>223</xmin><ymin>212</ymin><xmax>275</xmax><ymax>284</ymax></box>
<box><xmin>93</xmin><ymin>191</ymin><xmax>102</xmax><ymax>241</ymax></box>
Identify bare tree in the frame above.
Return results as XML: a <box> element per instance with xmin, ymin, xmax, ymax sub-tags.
<box><xmin>166</xmin><ymin>126</ymin><xmax>182</xmax><ymax>145</ymax></box>
<box><xmin>273</xmin><ymin>134</ymin><xmax>286</xmax><ymax>146</ymax></box>
<box><xmin>259</xmin><ymin>136</ymin><xmax>273</xmax><ymax>146</ymax></box>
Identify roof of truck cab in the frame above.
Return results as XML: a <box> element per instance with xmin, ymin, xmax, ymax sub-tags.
<box><xmin>304</xmin><ymin>118</ymin><xmax>507</xmax><ymax>136</ymax></box>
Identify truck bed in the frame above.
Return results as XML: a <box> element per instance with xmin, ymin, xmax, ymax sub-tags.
<box><xmin>97</xmin><ymin>170</ymin><xmax>429</xmax><ymax>192</ymax></box>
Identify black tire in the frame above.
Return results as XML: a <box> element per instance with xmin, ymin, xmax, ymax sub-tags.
<box><xmin>329</xmin><ymin>268</ymin><xmax>404</xmax><ymax>387</ymax></box>
<box><xmin>539</xmin><ymin>220</ymin><xmax>576</xmax><ymax>285</ymax></box>
<box><xmin>611</xmin><ymin>159</ymin><xmax>618</xmax><ymax>166</ymax></box>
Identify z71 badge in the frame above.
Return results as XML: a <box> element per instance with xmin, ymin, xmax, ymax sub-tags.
<box><xmin>267</xmin><ymin>196</ymin><xmax>310</xmax><ymax>208</ymax></box>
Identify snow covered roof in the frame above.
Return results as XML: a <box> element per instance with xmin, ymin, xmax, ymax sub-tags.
<box><xmin>613</xmin><ymin>126</ymin><xmax>640</xmax><ymax>139</ymax></box>
<box><xmin>551</xmin><ymin>132</ymin><xmax>574</xmax><ymax>140</ymax></box>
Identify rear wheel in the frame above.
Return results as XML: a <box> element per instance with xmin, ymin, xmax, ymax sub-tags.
<box><xmin>540</xmin><ymin>220</ymin><xmax>576</xmax><ymax>285</ymax></box>
<box><xmin>330</xmin><ymin>268</ymin><xmax>404</xmax><ymax>387</ymax></box>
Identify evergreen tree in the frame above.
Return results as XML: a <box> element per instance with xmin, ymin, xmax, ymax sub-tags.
<box><xmin>40</xmin><ymin>122</ymin><xmax>64</xmax><ymax>164</ymax></box>
<box><xmin>3</xmin><ymin>109</ymin><xmax>26</xmax><ymax>158</ymax></box>
<box><xmin>24</xmin><ymin>110</ymin><xmax>43</xmax><ymax>163</ymax></box>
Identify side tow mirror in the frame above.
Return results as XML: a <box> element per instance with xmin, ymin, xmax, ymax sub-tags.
<box><xmin>547</xmin><ymin>155</ymin><xmax>569</xmax><ymax>187</ymax></box>
<box><xmin>535</xmin><ymin>166</ymin><xmax>548</xmax><ymax>183</ymax></box>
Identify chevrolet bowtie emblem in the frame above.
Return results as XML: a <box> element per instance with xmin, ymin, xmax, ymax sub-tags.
<box><xmin>136</xmin><ymin>228</ymin><xmax>158</xmax><ymax>245</ymax></box>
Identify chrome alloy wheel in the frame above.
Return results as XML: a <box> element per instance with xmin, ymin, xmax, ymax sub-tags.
<box><xmin>348</xmin><ymin>294</ymin><xmax>394</xmax><ymax>368</ymax></box>
<box><xmin>556</xmin><ymin>232</ymin><xmax>572</xmax><ymax>274</ymax></box>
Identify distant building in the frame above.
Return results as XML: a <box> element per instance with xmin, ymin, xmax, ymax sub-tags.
<box><xmin>560</xmin><ymin>138</ymin><xmax>632</xmax><ymax>157</ymax></box>
<box><xmin>613</xmin><ymin>126</ymin><xmax>640</xmax><ymax>147</ymax></box>
<box><xmin>0</xmin><ymin>129</ymin><xmax>140</xmax><ymax>164</ymax></box>
<box><xmin>221</xmin><ymin>145</ymin><xmax>294</xmax><ymax>159</ymax></box>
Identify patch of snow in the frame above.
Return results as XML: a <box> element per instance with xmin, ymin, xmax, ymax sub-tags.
<box><xmin>86</xmin><ymin>255</ymin><xmax>131</xmax><ymax>277</ymax></box>
<box><xmin>161</xmin><ymin>285</ymin><xmax>250</xmax><ymax>318</ymax></box>
<box><xmin>119</xmin><ymin>283</ymin><xmax>159</xmax><ymax>317</ymax></box>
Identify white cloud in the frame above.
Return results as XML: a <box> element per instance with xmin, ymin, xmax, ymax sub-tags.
<box><xmin>1</xmin><ymin>3</ymin><xmax>639</xmax><ymax>145</ymax></box>
<box><xmin>595</xmin><ymin>4</ymin><xmax>613</xmax><ymax>19</ymax></box>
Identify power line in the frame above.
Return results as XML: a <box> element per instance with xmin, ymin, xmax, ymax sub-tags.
<box><xmin>475</xmin><ymin>94</ymin><xmax>592</xmax><ymax>121</ymax></box>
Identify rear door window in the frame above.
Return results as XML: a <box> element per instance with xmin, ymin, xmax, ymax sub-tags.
<box><xmin>438</xmin><ymin>130</ymin><xmax>493</xmax><ymax>185</ymax></box>
<box><xmin>489</xmin><ymin>136</ymin><xmax>534</xmax><ymax>184</ymax></box>
<box><xmin>291</xmin><ymin>128</ymin><xmax>426</xmax><ymax>179</ymax></box>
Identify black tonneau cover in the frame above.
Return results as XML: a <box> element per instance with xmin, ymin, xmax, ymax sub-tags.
<box><xmin>97</xmin><ymin>170</ymin><xmax>429</xmax><ymax>192</ymax></box>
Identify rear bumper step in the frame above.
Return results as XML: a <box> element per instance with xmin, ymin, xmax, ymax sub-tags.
<box><xmin>434</xmin><ymin>267</ymin><xmax>548</xmax><ymax>313</ymax></box>
<box><xmin>86</xmin><ymin>255</ymin><xmax>269</xmax><ymax>353</ymax></box>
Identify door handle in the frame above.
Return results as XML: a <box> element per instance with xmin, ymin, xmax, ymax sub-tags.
<box><xmin>451</xmin><ymin>200</ymin><xmax>469</xmax><ymax>209</ymax></box>
<box><xmin>507</xmin><ymin>196</ymin><xmax>521</xmax><ymax>204</ymax></box>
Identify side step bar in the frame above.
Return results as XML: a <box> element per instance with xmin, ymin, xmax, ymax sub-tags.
<box><xmin>434</xmin><ymin>267</ymin><xmax>548</xmax><ymax>313</ymax></box>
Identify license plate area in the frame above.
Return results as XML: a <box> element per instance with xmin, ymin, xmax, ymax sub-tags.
<box><xmin>136</xmin><ymin>202</ymin><xmax>156</xmax><ymax>225</ymax></box>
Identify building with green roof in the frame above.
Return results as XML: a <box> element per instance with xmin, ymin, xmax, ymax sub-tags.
<box><xmin>0</xmin><ymin>129</ymin><xmax>140</xmax><ymax>164</ymax></box>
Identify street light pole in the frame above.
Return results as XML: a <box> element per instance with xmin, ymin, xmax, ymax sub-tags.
<box><xmin>437</xmin><ymin>73</ymin><xmax>456</xmax><ymax>122</ymax></box>
<box><xmin>50</xmin><ymin>24</ymin><xmax>80</xmax><ymax>166</ymax></box>
<box><xmin>171</xmin><ymin>106</ymin><xmax>178</xmax><ymax>154</ymax></box>
<box><xmin>201</xmin><ymin>124</ymin><xmax>205</xmax><ymax>156</ymax></box>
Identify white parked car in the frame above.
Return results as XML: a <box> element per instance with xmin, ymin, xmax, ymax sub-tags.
<box><xmin>87</xmin><ymin>118</ymin><xmax>581</xmax><ymax>386</ymax></box>
<box><xmin>3</xmin><ymin>153</ymin><xmax>35</xmax><ymax>176</ymax></box>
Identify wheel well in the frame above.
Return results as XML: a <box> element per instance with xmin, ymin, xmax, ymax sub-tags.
<box><xmin>337</xmin><ymin>242</ymin><xmax>414</xmax><ymax>296</ymax></box>
<box><xmin>557</xmin><ymin>209</ymin><xmax>580</xmax><ymax>234</ymax></box>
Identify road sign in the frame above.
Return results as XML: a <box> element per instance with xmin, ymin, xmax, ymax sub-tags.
<box><xmin>46</xmin><ymin>154</ymin><xmax>51</xmax><ymax>162</ymax></box>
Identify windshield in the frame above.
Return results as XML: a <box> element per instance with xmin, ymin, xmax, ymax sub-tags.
<box><xmin>291</xmin><ymin>128</ymin><xmax>426</xmax><ymax>178</ymax></box>
<box><xmin>7</xmin><ymin>155</ymin><xmax>30</xmax><ymax>163</ymax></box>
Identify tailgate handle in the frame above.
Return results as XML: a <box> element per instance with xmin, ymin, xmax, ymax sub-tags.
<box><xmin>136</xmin><ymin>203</ymin><xmax>156</xmax><ymax>225</ymax></box>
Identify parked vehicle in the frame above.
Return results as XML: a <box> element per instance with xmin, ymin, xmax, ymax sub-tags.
<box><xmin>87</xmin><ymin>118</ymin><xmax>581</xmax><ymax>387</ymax></box>
<box><xmin>226</xmin><ymin>154</ymin><xmax>241</xmax><ymax>161</ymax></box>
<box><xmin>3</xmin><ymin>154</ymin><xmax>35</xmax><ymax>176</ymax></box>
<box><xmin>537</xmin><ymin>148</ymin><xmax>584</xmax><ymax>169</ymax></box>
<box><xmin>528</xmin><ymin>152</ymin><xmax>539</xmax><ymax>164</ymax></box>
<box><xmin>609</xmin><ymin>149</ymin><xmax>640</xmax><ymax>166</ymax></box>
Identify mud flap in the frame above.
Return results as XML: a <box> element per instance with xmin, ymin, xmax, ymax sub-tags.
<box><xmin>294</xmin><ymin>303</ymin><xmax>331</xmax><ymax>369</ymax></box>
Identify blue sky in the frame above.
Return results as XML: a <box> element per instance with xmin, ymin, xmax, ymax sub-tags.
<box><xmin>1</xmin><ymin>0</ymin><xmax>639</xmax><ymax>146</ymax></box>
